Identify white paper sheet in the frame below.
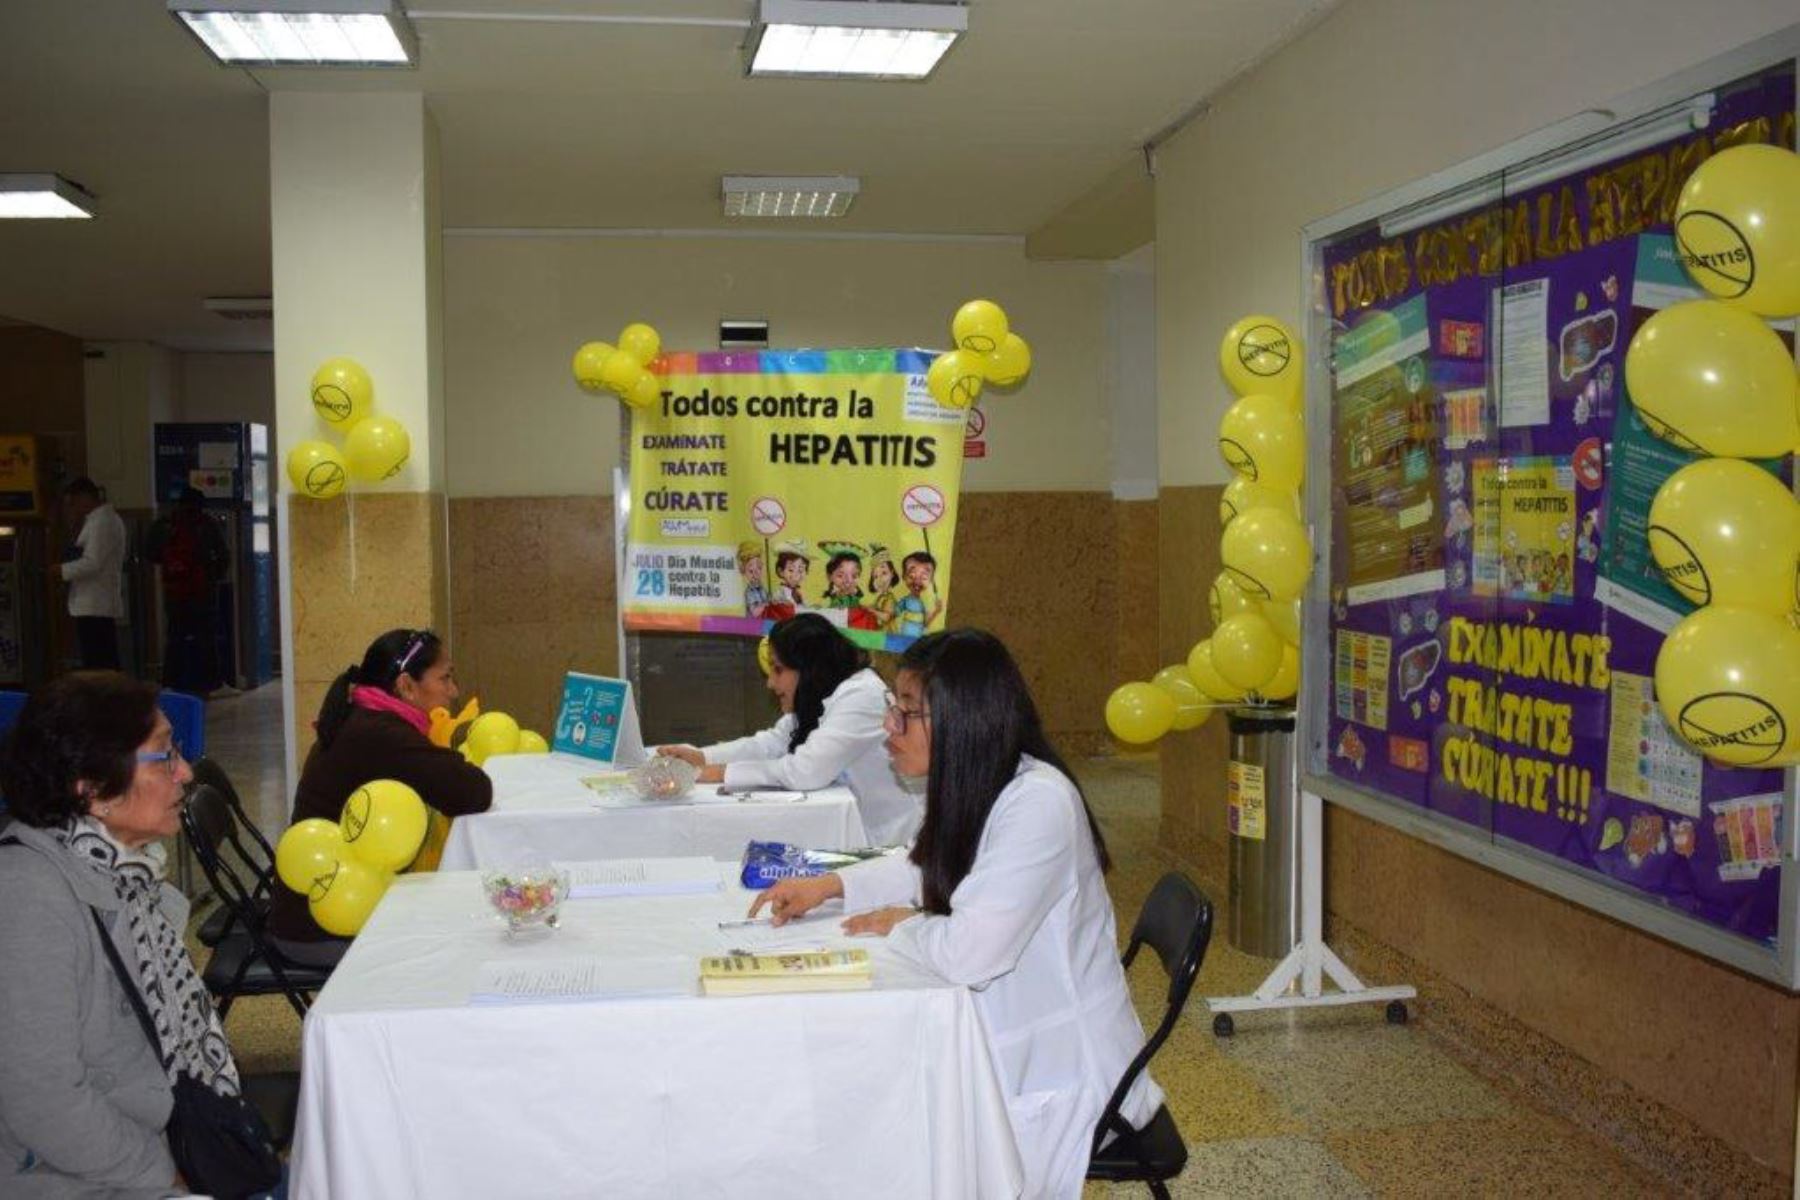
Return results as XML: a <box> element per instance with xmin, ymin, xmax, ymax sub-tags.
<box><xmin>468</xmin><ymin>957</ymin><xmax>695</xmax><ymax>1005</ymax></box>
<box><xmin>1493</xmin><ymin>278</ymin><xmax>1550</xmax><ymax>427</ymax></box>
<box><xmin>558</xmin><ymin>857</ymin><xmax>723</xmax><ymax>899</ymax></box>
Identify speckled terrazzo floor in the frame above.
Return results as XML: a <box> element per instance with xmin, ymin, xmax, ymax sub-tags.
<box><xmin>186</xmin><ymin>705</ymin><xmax>1782</xmax><ymax>1196</ymax></box>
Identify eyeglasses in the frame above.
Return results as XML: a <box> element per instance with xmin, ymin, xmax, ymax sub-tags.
<box><xmin>883</xmin><ymin>692</ymin><xmax>928</xmax><ymax>735</ymax></box>
<box><xmin>135</xmin><ymin>743</ymin><xmax>187</xmax><ymax>779</ymax></box>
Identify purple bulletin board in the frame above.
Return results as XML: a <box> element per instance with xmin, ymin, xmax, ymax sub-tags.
<box><xmin>1299</xmin><ymin>40</ymin><xmax>1800</xmax><ymax>984</ymax></box>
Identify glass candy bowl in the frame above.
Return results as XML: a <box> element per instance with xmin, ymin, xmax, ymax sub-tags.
<box><xmin>631</xmin><ymin>756</ymin><xmax>698</xmax><ymax>802</ymax></box>
<box><xmin>482</xmin><ymin>867</ymin><xmax>570</xmax><ymax>933</ymax></box>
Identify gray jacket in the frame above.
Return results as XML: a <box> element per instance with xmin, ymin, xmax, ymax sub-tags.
<box><xmin>0</xmin><ymin>823</ymin><xmax>182</xmax><ymax>1198</ymax></box>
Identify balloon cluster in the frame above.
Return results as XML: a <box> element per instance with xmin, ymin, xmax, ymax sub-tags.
<box><xmin>1105</xmin><ymin>314</ymin><xmax>1310</xmax><ymax>746</ymax></box>
<box><xmin>1628</xmin><ymin>144</ymin><xmax>1800</xmax><ymax>767</ymax></box>
<box><xmin>572</xmin><ymin>323</ymin><xmax>665</xmax><ymax>410</ymax></box>
<box><xmin>926</xmin><ymin>299</ymin><xmax>1032</xmax><ymax>410</ymax></box>
<box><xmin>274</xmin><ymin>780</ymin><xmax>427</xmax><ymax>936</ymax></box>
<box><xmin>286</xmin><ymin>358</ymin><xmax>413</xmax><ymax>501</ymax></box>
<box><xmin>425</xmin><ymin>697</ymin><xmax>550</xmax><ymax>764</ymax></box>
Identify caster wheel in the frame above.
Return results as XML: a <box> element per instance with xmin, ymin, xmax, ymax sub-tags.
<box><xmin>1385</xmin><ymin>1000</ymin><xmax>1409</xmax><ymax>1026</ymax></box>
<box><xmin>1212</xmin><ymin>1013</ymin><xmax>1235</xmax><ymax>1038</ymax></box>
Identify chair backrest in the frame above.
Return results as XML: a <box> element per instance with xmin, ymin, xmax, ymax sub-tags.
<box><xmin>1092</xmin><ymin>871</ymin><xmax>1214</xmax><ymax>1153</ymax></box>
<box><xmin>158</xmin><ymin>689</ymin><xmax>206</xmax><ymax>761</ymax></box>
<box><xmin>190</xmin><ymin>756</ymin><xmax>274</xmax><ymax>866</ymax></box>
<box><xmin>183</xmin><ymin>783</ymin><xmax>271</xmax><ymax>933</ymax></box>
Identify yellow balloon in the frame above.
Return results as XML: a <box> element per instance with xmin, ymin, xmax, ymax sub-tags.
<box><xmin>1259</xmin><ymin>645</ymin><xmax>1300</xmax><ymax>701</ymax></box>
<box><xmin>617</xmin><ymin>323</ymin><xmax>662</xmax><ymax>365</ymax></box>
<box><xmin>465</xmin><ymin>710</ymin><xmax>521</xmax><ymax>766</ymax></box>
<box><xmin>286</xmin><ymin>440</ymin><xmax>348</xmax><ymax>500</ymax></box>
<box><xmin>625</xmin><ymin>371</ymin><xmax>662</xmax><ymax>410</ymax></box>
<box><xmin>572</xmin><ymin>341</ymin><xmax>615</xmax><ymax>393</ymax></box>
<box><xmin>1218</xmin><ymin>394</ymin><xmax>1305</xmax><ymax>489</ymax></box>
<box><xmin>515</xmin><ymin>730</ymin><xmax>549</xmax><ymax>754</ymax></box>
<box><xmin>1212</xmin><ymin>612</ymin><xmax>1284</xmax><ymax>693</ymax></box>
<box><xmin>756</xmin><ymin>635</ymin><xmax>774</xmax><ymax>676</ymax></box>
<box><xmin>1648</xmin><ymin>458</ymin><xmax>1799</xmax><ymax>615</ymax></box>
<box><xmin>310</xmin><ymin>357</ymin><xmax>374</xmax><ymax>428</ymax></box>
<box><xmin>275</xmin><ymin>818</ymin><xmax>347</xmax><ymax>895</ymax></box>
<box><xmin>1151</xmin><ymin>664</ymin><xmax>1211</xmax><ymax>731</ymax></box>
<box><xmin>927</xmin><ymin>350</ymin><xmax>984</xmax><ymax>410</ymax></box>
<box><xmin>340</xmin><ymin>779</ymin><xmax>429</xmax><ymax>872</ymax></box>
<box><xmin>308</xmin><ymin>857</ymin><xmax>391</xmax><ymax>937</ymax></box>
<box><xmin>1186</xmin><ymin>639</ymin><xmax>1245</xmax><ymax>703</ymax></box>
<box><xmin>1209</xmin><ymin>570</ymin><xmax>1258</xmax><ymax>627</ymax></box>
<box><xmin>1622</xmin><ymin>300</ymin><xmax>1798</xmax><ymax>457</ymax></box>
<box><xmin>1220</xmin><ymin>476</ymin><xmax>1300</xmax><ymax>527</ymax></box>
<box><xmin>1105</xmin><ymin>681</ymin><xmax>1175</xmax><ymax>745</ymax></box>
<box><xmin>983</xmin><ymin>333</ymin><xmax>1031</xmax><ymax>388</ymax></box>
<box><xmin>1219</xmin><ymin>314</ymin><xmax>1302</xmax><ymax>401</ymax></box>
<box><xmin>1261</xmin><ymin>595</ymin><xmax>1301</xmax><ymax>646</ymax></box>
<box><xmin>1675</xmin><ymin>144</ymin><xmax>1800</xmax><ymax>318</ymax></box>
<box><xmin>1655</xmin><ymin>606</ymin><xmax>1800</xmax><ymax>766</ymax></box>
<box><xmin>952</xmin><ymin>299</ymin><xmax>1010</xmax><ymax>354</ymax></box>
<box><xmin>599</xmin><ymin>348</ymin><xmax>649</xmax><ymax>398</ymax></box>
<box><xmin>1221</xmin><ymin>506</ymin><xmax>1312</xmax><ymax>602</ymax></box>
<box><xmin>343</xmin><ymin>416</ymin><xmax>411</xmax><ymax>482</ymax></box>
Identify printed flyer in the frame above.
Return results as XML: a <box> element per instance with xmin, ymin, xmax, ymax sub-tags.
<box><xmin>622</xmin><ymin>349</ymin><xmax>967</xmax><ymax>650</ymax></box>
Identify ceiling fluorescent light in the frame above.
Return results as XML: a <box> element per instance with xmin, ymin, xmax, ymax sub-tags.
<box><xmin>169</xmin><ymin>0</ymin><xmax>417</xmax><ymax>67</ymax></box>
<box><xmin>723</xmin><ymin>175</ymin><xmax>860</xmax><ymax>218</ymax></box>
<box><xmin>1380</xmin><ymin>95</ymin><xmax>1713</xmax><ymax>239</ymax></box>
<box><xmin>747</xmin><ymin>0</ymin><xmax>965</xmax><ymax>80</ymax></box>
<box><xmin>203</xmin><ymin>296</ymin><xmax>274</xmax><ymax>320</ymax></box>
<box><xmin>0</xmin><ymin>174</ymin><xmax>96</xmax><ymax>219</ymax></box>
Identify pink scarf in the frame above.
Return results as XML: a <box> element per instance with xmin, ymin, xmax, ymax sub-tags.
<box><xmin>351</xmin><ymin>684</ymin><xmax>432</xmax><ymax>738</ymax></box>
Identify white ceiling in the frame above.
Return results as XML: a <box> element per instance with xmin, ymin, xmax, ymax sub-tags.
<box><xmin>0</xmin><ymin>0</ymin><xmax>1335</xmax><ymax>351</ymax></box>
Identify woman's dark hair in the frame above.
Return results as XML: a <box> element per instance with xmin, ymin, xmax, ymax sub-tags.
<box><xmin>768</xmin><ymin>613</ymin><xmax>868</xmax><ymax>752</ymax></box>
<box><xmin>0</xmin><ymin>672</ymin><xmax>161</xmax><ymax>827</ymax></box>
<box><xmin>314</xmin><ymin>628</ymin><xmax>444</xmax><ymax>747</ymax></box>
<box><xmin>903</xmin><ymin>628</ymin><xmax>1109</xmax><ymax>914</ymax></box>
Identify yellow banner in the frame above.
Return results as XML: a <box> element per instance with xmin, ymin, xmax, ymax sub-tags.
<box><xmin>623</xmin><ymin>349</ymin><xmax>965</xmax><ymax>649</ymax></box>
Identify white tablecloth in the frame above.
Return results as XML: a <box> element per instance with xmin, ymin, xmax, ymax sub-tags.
<box><xmin>440</xmin><ymin>753</ymin><xmax>869</xmax><ymax>871</ymax></box>
<box><xmin>290</xmin><ymin>868</ymin><xmax>1023</xmax><ymax>1199</ymax></box>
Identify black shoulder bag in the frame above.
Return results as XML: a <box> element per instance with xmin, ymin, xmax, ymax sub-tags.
<box><xmin>89</xmin><ymin>909</ymin><xmax>282</xmax><ymax>1200</ymax></box>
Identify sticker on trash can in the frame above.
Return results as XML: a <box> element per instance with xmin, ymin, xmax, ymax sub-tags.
<box><xmin>1228</xmin><ymin>760</ymin><xmax>1267</xmax><ymax>841</ymax></box>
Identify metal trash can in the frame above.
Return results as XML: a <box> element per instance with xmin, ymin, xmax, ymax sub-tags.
<box><xmin>1226</xmin><ymin>708</ymin><xmax>1299</xmax><ymax>958</ymax></box>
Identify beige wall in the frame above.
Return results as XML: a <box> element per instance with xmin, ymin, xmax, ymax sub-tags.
<box><xmin>175</xmin><ymin>351</ymin><xmax>274</xmax><ymax>431</ymax></box>
<box><xmin>1152</xmin><ymin>0</ymin><xmax>1800</xmax><ymax>1173</ymax></box>
<box><xmin>441</xmin><ymin>234</ymin><xmax>1110</xmax><ymax>497</ymax></box>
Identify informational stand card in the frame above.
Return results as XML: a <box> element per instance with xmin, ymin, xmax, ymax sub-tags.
<box><xmin>468</xmin><ymin>958</ymin><xmax>694</xmax><ymax>1005</ymax></box>
<box><xmin>552</xmin><ymin>672</ymin><xmax>647</xmax><ymax>766</ymax></box>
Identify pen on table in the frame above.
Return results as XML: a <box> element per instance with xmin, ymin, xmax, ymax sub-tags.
<box><xmin>717</xmin><ymin>917</ymin><xmax>773</xmax><ymax>929</ymax></box>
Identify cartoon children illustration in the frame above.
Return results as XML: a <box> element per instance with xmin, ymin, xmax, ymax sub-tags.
<box><xmin>866</xmin><ymin>544</ymin><xmax>900</xmax><ymax>630</ymax></box>
<box><xmin>1577</xmin><ymin>509</ymin><xmax>1602</xmax><ymax>564</ymax></box>
<box><xmin>819</xmin><ymin>542</ymin><xmax>866</xmax><ymax>609</ymax></box>
<box><xmin>772</xmin><ymin>540</ymin><xmax>811</xmax><ymax>609</ymax></box>
<box><xmin>738</xmin><ymin>540</ymin><xmax>769</xmax><ymax>618</ymax></box>
<box><xmin>894</xmin><ymin>550</ymin><xmax>944</xmax><ymax>638</ymax></box>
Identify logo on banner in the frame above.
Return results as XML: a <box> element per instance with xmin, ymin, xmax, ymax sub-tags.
<box><xmin>901</xmin><ymin>484</ymin><xmax>946</xmax><ymax>528</ymax></box>
<box><xmin>964</xmin><ymin>406</ymin><xmax>987</xmax><ymax>460</ymax></box>
<box><xmin>749</xmin><ymin>496</ymin><xmax>787</xmax><ymax>536</ymax></box>
<box><xmin>1573</xmin><ymin>438</ymin><xmax>1603</xmax><ymax>490</ymax></box>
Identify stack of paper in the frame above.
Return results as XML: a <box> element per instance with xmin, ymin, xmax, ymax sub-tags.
<box><xmin>468</xmin><ymin>957</ymin><xmax>694</xmax><ymax>1005</ymax></box>
<box><xmin>558</xmin><ymin>857</ymin><xmax>723</xmax><ymax>899</ymax></box>
<box><xmin>700</xmin><ymin>950</ymin><xmax>872</xmax><ymax>996</ymax></box>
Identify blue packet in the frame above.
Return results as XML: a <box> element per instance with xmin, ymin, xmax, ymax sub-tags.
<box><xmin>740</xmin><ymin>841</ymin><xmax>878</xmax><ymax>890</ymax></box>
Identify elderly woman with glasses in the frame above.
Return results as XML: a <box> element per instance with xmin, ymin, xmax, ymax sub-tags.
<box><xmin>656</xmin><ymin>613</ymin><xmax>921</xmax><ymax>845</ymax></box>
<box><xmin>268</xmin><ymin>629</ymin><xmax>492</xmax><ymax>965</ymax></box>
<box><xmin>751</xmin><ymin>629</ymin><xmax>1160</xmax><ymax>1200</ymax></box>
<box><xmin>0</xmin><ymin>671</ymin><xmax>248</xmax><ymax>1196</ymax></box>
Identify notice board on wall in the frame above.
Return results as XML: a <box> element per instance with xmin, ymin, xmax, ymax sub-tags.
<box><xmin>1300</xmin><ymin>40</ymin><xmax>1800</xmax><ymax>983</ymax></box>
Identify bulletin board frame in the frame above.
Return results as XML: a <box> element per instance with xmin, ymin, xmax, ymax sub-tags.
<box><xmin>1296</xmin><ymin>25</ymin><xmax>1800</xmax><ymax>986</ymax></box>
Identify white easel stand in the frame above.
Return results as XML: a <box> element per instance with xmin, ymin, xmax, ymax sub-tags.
<box><xmin>1205</xmin><ymin>788</ymin><xmax>1415</xmax><ymax>1037</ymax></box>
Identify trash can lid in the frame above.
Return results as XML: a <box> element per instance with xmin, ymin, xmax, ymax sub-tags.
<box><xmin>1227</xmin><ymin>707</ymin><xmax>1296</xmax><ymax>734</ymax></box>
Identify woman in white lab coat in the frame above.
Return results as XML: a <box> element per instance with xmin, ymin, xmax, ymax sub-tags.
<box><xmin>657</xmin><ymin>613</ymin><xmax>921</xmax><ymax>845</ymax></box>
<box><xmin>751</xmin><ymin>628</ymin><xmax>1160</xmax><ymax>1200</ymax></box>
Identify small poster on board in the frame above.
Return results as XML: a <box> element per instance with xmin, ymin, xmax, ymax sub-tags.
<box><xmin>551</xmin><ymin>672</ymin><xmax>647</xmax><ymax>766</ymax></box>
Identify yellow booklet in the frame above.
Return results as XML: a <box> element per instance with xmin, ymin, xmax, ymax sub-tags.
<box><xmin>700</xmin><ymin>950</ymin><xmax>872</xmax><ymax>996</ymax></box>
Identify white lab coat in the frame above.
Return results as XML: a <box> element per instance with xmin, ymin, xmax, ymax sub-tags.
<box><xmin>841</xmin><ymin>756</ymin><xmax>1161</xmax><ymax>1200</ymax></box>
<box><xmin>702</xmin><ymin>668</ymin><xmax>922</xmax><ymax>845</ymax></box>
<box><xmin>59</xmin><ymin>503</ymin><xmax>127</xmax><ymax>619</ymax></box>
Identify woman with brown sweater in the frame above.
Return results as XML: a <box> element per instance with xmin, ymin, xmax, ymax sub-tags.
<box><xmin>269</xmin><ymin>629</ymin><xmax>492</xmax><ymax>965</ymax></box>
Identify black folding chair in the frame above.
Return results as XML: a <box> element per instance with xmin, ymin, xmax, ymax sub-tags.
<box><xmin>1087</xmin><ymin>872</ymin><xmax>1214</xmax><ymax>1200</ymax></box>
<box><xmin>183</xmin><ymin>783</ymin><xmax>332</xmax><ymax>1020</ymax></box>
<box><xmin>188</xmin><ymin>757</ymin><xmax>276</xmax><ymax>948</ymax></box>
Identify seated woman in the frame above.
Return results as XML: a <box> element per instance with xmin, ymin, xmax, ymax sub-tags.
<box><xmin>657</xmin><ymin>613</ymin><xmax>921</xmax><ymax>845</ymax></box>
<box><xmin>0</xmin><ymin>672</ymin><xmax>252</xmax><ymax>1197</ymax></box>
<box><xmin>269</xmin><ymin>628</ymin><xmax>492</xmax><ymax>965</ymax></box>
<box><xmin>751</xmin><ymin>629</ymin><xmax>1160</xmax><ymax>1200</ymax></box>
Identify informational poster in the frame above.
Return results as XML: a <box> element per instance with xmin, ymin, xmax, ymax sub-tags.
<box><xmin>623</xmin><ymin>349</ymin><xmax>967</xmax><ymax>651</ymax></box>
<box><xmin>551</xmin><ymin>672</ymin><xmax>645</xmax><ymax>765</ymax></box>
<box><xmin>1227</xmin><ymin>760</ymin><xmax>1267</xmax><ymax>841</ymax></box>
<box><xmin>0</xmin><ymin>435</ymin><xmax>40</xmax><ymax>516</ymax></box>
<box><xmin>1318</xmin><ymin>66</ymin><xmax>1795</xmax><ymax>943</ymax></box>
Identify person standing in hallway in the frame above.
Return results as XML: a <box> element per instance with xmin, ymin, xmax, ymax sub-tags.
<box><xmin>146</xmin><ymin>487</ymin><xmax>229</xmax><ymax>696</ymax></box>
<box><xmin>58</xmin><ymin>478</ymin><xmax>127</xmax><ymax>672</ymax></box>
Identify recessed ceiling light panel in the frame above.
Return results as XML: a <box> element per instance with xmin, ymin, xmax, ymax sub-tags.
<box><xmin>169</xmin><ymin>0</ymin><xmax>417</xmax><ymax>67</ymax></box>
<box><xmin>0</xmin><ymin>174</ymin><xmax>96</xmax><ymax>219</ymax></box>
<box><xmin>722</xmin><ymin>175</ymin><xmax>861</xmax><ymax>218</ymax></box>
<box><xmin>747</xmin><ymin>0</ymin><xmax>966</xmax><ymax>80</ymax></box>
